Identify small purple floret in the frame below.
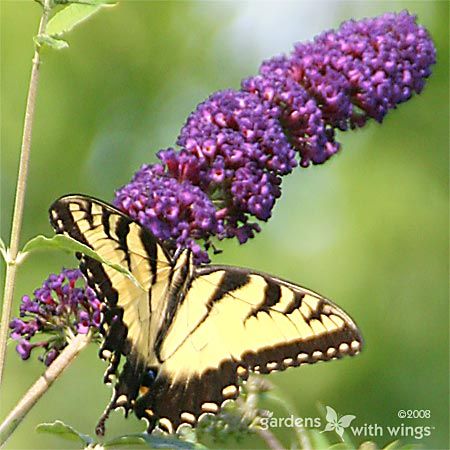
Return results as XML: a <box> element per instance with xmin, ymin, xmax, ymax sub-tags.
<box><xmin>16</xmin><ymin>340</ymin><xmax>34</xmax><ymax>360</ymax></box>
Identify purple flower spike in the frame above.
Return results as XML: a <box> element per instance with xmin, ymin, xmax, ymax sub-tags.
<box><xmin>152</xmin><ymin>89</ymin><xmax>295</xmax><ymax>244</ymax></box>
<box><xmin>114</xmin><ymin>11</ymin><xmax>435</xmax><ymax>260</ymax></box>
<box><xmin>9</xmin><ymin>269</ymin><xmax>102</xmax><ymax>366</ymax></box>
<box><xmin>243</xmin><ymin>68</ymin><xmax>340</xmax><ymax>167</ymax></box>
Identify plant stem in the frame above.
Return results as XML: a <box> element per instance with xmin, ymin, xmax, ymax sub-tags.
<box><xmin>0</xmin><ymin>333</ymin><xmax>91</xmax><ymax>447</ymax></box>
<box><xmin>0</xmin><ymin>0</ymin><xmax>52</xmax><ymax>387</ymax></box>
<box><xmin>266</xmin><ymin>392</ymin><xmax>313</xmax><ymax>450</ymax></box>
<box><xmin>254</xmin><ymin>427</ymin><xmax>286</xmax><ymax>450</ymax></box>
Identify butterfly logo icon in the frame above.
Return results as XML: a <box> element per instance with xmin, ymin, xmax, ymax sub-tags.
<box><xmin>322</xmin><ymin>405</ymin><xmax>356</xmax><ymax>439</ymax></box>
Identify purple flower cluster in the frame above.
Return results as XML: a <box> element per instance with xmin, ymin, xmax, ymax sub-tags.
<box><xmin>174</xmin><ymin>90</ymin><xmax>296</xmax><ymax>222</ymax></box>
<box><xmin>9</xmin><ymin>269</ymin><xmax>101</xmax><ymax>366</ymax></box>
<box><xmin>116</xmin><ymin>90</ymin><xmax>299</xmax><ymax>261</ymax></box>
<box><xmin>177</xmin><ymin>90</ymin><xmax>297</xmax><ymax>178</ymax></box>
<box><xmin>243</xmin><ymin>11</ymin><xmax>436</xmax><ymax>167</ymax></box>
<box><xmin>114</xmin><ymin>11</ymin><xmax>435</xmax><ymax>262</ymax></box>
<box><xmin>114</xmin><ymin>164</ymin><xmax>219</xmax><ymax>261</ymax></box>
<box><xmin>243</xmin><ymin>59</ymin><xmax>339</xmax><ymax>167</ymax></box>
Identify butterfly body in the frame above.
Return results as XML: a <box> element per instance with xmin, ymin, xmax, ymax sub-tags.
<box><xmin>49</xmin><ymin>194</ymin><xmax>363</xmax><ymax>434</ymax></box>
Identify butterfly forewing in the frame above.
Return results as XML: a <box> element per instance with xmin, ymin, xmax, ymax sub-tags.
<box><xmin>49</xmin><ymin>196</ymin><xmax>173</xmax><ymax>395</ymax></box>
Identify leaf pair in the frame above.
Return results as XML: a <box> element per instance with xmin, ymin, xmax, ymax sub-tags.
<box><xmin>36</xmin><ymin>420</ymin><xmax>202</xmax><ymax>449</ymax></box>
<box><xmin>35</xmin><ymin>0</ymin><xmax>116</xmax><ymax>50</ymax></box>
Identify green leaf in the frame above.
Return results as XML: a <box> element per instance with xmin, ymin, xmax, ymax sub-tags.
<box><xmin>358</xmin><ymin>442</ymin><xmax>379</xmax><ymax>450</ymax></box>
<box><xmin>103</xmin><ymin>434</ymin><xmax>149</xmax><ymax>448</ymax></box>
<box><xmin>308</xmin><ymin>429</ymin><xmax>334</xmax><ymax>449</ymax></box>
<box><xmin>104</xmin><ymin>433</ymin><xmax>198</xmax><ymax>449</ymax></box>
<box><xmin>36</xmin><ymin>421</ymin><xmax>93</xmax><ymax>445</ymax></box>
<box><xmin>22</xmin><ymin>235</ymin><xmax>144</xmax><ymax>289</ymax></box>
<box><xmin>34</xmin><ymin>34</ymin><xmax>69</xmax><ymax>50</ymax></box>
<box><xmin>382</xmin><ymin>442</ymin><xmax>401</xmax><ymax>450</ymax></box>
<box><xmin>46</xmin><ymin>2</ymin><xmax>114</xmax><ymax>38</ymax></box>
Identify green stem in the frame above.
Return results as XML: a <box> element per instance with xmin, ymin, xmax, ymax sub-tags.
<box><xmin>266</xmin><ymin>392</ymin><xmax>313</xmax><ymax>450</ymax></box>
<box><xmin>254</xmin><ymin>427</ymin><xmax>285</xmax><ymax>450</ymax></box>
<box><xmin>0</xmin><ymin>333</ymin><xmax>91</xmax><ymax>447</ymax></box>
<box><xmin>0</xmin><ymin>0</ymin><xmax>52</xmax><ymax>386</ymax></box>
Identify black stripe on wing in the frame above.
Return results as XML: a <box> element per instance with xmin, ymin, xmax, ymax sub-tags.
<box><xmin>49</xmin><ymin>195</ymin><xmax>120</xmax><ymax>306</ymax></box>
<box><xmin>209</xmin><ymin>270</ymin><xmax>249</xmax><ymax>304</ymax></box>
<box><xmin>245</xmin><ymin>278</ymin><xmax>283</xmax><ymax>319</ymax></box>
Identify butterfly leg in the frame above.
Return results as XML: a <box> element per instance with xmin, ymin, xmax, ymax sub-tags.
<box><xmin>95</xmin><ymin>352</ymin><xmax>146</xmax><ymax>435</ymax></box>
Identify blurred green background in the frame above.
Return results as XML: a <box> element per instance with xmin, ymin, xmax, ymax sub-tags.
<box><xmin>1</xmin><ymin>1</ymin><xmax>448</xmax><ymax>449</ymax></box>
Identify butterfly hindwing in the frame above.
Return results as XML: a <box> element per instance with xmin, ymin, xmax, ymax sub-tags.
<box><xmin>136</xmin><ymin>264</ymin><xmax>362</xmax><ymax>433</ymax></box>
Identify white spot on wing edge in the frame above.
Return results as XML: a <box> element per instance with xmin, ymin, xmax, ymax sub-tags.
<box><xmin>181</xmin><ymin>412</ymin><xmax>196</xmax><ymax>424</ymax></box>
<box><xmin>339</xmin><ymin>343</ymin><xmax>350</xmax><ymax>354</ymax></box>
<box><xmin>202</xmin><ymin>402</ymin><xmax>219</xmax><ymax>413</ymax></box>
<box><xmin>351</xmin><ymin>340</ymin><xmax>361</xmax><ymax>352</ymax></box>
<box><xmin>237</xmin><ymin>365</ymin><xmax>248</xmax><ymax>377</ymax></box>
<box><xmin>158</xmin><ymin>417</ymin><xmax>174</xmax><ymax>434</ymax></box>
<box><xmin>116</xmin><ymin>395</ymin><xmax>128</xmax><ymax>406</ymax></box>
<box><xmin>222</xmin><ymin>384</ymin><xmax>238</xmax><ymax>398</ymax></box>
<box><xmin>101</xmin><ymin>349</ymin><xmax>112</xmax><ymax>360</ymax></box>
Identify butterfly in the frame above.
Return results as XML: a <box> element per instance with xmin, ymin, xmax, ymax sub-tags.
<box><xmin>49</xmin><ymin>194</ymin><xmax>363</xmax><ymax>435</ymax></box>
